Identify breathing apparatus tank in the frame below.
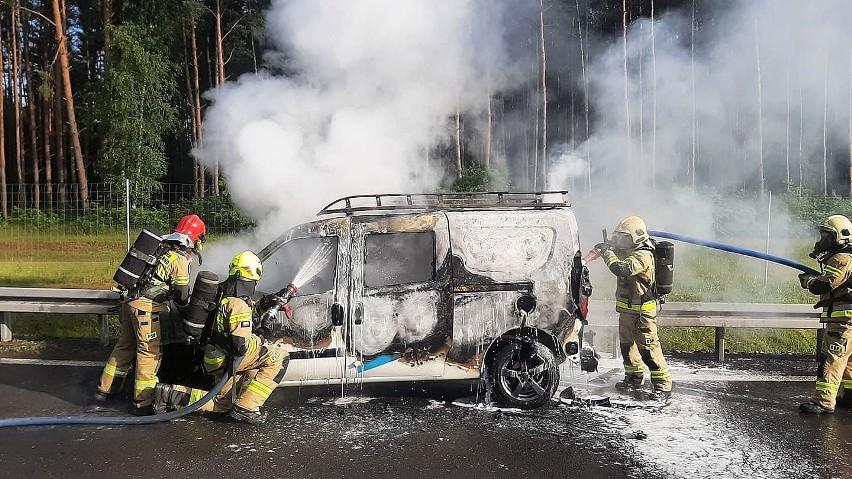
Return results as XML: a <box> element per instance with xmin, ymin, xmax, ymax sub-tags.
<box><xmin>653</xmin><ymin>241</ymin><xmax>674</xmax><ymax>296</ymax></box>
<box><xmin>113</xmin><ymin>229</ymin><xmax>166</xmax><ymax>292</ymax></box>
<box><xmin>183</xmin><ymin>271</ymin><xmax>220</xmax><ymax>338</ymax></box>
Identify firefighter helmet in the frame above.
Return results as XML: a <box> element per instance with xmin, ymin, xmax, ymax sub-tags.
<box><xmin>612</xmin><ymin>215</ymin><xmax>649</xmax><ymax>249</ymax></box>
<box><xmin>174</xmin><ymin>214</ymin><xmax>206</xmax><ymax>244</ymax></box>
<box><xmin>819</xmin><ymin>215</ymin><xmax>852</xmax><ymax>246</ymax></box>
<box><xmin>229</xmin><ymin>251</ymin><xmax>263</xmax><ymax>281</ymax></box>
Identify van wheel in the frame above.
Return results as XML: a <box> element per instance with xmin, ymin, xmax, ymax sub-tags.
<box><xmin>489</xmin><ymin>340</ymin><xmax>559</xmax><ymax>409</ymax></box>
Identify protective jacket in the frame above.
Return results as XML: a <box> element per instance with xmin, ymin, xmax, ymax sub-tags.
<box><xmin>204</xmin><ymin>296</ymin><xmax>262</xmax><ymax>373</ymax></box>
<box><xmin>602</xmin><ymin>246</ymin><xmax>656</xmax><ymax>314</ymax></box>
<box><xmin>129</xmin><ymin>249</ymin><xmax>191</xmax><ymax>312</ymax></box>
<box><xmin>809</xmin><ymin>252</ymin><xmax>852</xmax><ymax>323</ymax></box>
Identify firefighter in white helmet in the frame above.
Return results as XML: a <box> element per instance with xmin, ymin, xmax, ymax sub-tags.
<box><xmin>595</xmin><ymin>216</ymin><xmax>672</xmax><ymax>400</ymax></box>
<box><xmin>152</xmin><ymin>250</ymin><xmax>289</xmax><ymax>424</ymax></box>
<box><xmin>799</xmin><ymin>214</ymin><xmax>852</xmax><ymax>414</ymax></box>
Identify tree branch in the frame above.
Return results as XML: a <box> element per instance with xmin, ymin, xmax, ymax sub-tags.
<box><xmin>19</xmin><ymin>5</ymin><xmax>55</xmax><ymax>26</ymax></box>
<box><xmin>222</xmin><ymin>14</ymin><xmax>247</xmax><ymax>41</ymax></box>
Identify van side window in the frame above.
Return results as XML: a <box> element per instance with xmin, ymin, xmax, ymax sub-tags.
<box><xmin>261</xmin><ymin>237</ymin><xmax>338</xmax><ymax>295</ymax></box>
<box><xmin>364</xmin><ymin>232</ymin><xmax>435</xmax><ymax>288</ymax></box>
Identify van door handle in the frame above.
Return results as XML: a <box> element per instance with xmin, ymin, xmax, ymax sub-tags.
<box><xmin>354</xmin><ymin>304</ymin><xmax>363</xmax><ymax>325</ymax></box>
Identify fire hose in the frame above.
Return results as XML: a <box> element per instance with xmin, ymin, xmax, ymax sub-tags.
<box><xmin>647</xmin><ymin>230</ymin><xmax>820</xmax><ymax>275</ymax></box>
<box><xmin>584</xmin><ymin>229</ymin><xmax>820</xmax><ymax>275</ymax></box>
<box><xmin>0</xmin><ymin>356</ymin><xmax>244</xmax><ymax>428</ymax></box>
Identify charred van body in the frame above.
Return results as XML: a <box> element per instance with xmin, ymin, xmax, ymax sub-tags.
<box><xmin>255</xmin><ymin>192</ymin><xmax>591</xmax><ymax>409</ymax></box>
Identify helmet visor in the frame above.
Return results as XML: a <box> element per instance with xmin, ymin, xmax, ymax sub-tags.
<box><xmin>814</xmin><ymin>230</ymin><xmax>836</xmax><ymax>253</ymax></box>
<box><xmin>611</xmin><ymin>232</ymin><xmax>634</xmax><ymax>250</ymax></box>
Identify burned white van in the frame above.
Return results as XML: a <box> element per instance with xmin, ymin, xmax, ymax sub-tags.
<box><xmin>256</xmin><ymin>192</ymin><xmax>592</xmax><ymax>409</ymax></box>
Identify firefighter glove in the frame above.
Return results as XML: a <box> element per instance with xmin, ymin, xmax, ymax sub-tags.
<box><xmin>798</xmin><ymin>273</ymin><xmax>816</xmax><ymax>289</ymax></box>
<box><xmin>593</xmin><ymin>242</ymin><xmax>611</xmax><ymax>254</ymax></box>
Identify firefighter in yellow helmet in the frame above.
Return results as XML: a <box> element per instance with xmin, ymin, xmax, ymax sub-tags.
<box><xmin>152</xmin><ymin>250</ymin><xmax>289</xmax><ymax>424</ymax></box>
<box><xmin>798</xmin><ymin>214</ymin><xmax>852</xmax><ymax>414</ymax></box>
<box><xmin>594</xmin><ymin>215</ymin><xmax>672</xmax><ymax>400</ymax></box>
<box><xmin>96</xmin><ymin>217</ymin><xmax>205</xmax><ymax>415</ymax></box>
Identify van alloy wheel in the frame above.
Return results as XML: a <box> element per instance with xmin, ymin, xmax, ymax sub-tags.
<box><xmin>490</xmin><ymin>340</ymin><xmax>559</xmax><ymax>409</ymax></box>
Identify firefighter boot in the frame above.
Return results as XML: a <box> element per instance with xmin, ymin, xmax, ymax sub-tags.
<box><xmin>153</xmin><ymin>383</ymin><xmax>190</xmax><ymax>414</ymax></box>
<box><xmin>615</xmin><ymin>379</ymin><xmax>643</xmax><ymax>391</ymax></box>
<box><xmin>799</xmin><ymin>401</ymin><xmax>834</xmax><ymax>414</ymax></box>
<box><xmin>647</xmin><ymin>390</ymin><xmax>672</xmax><ymax>401</ymax></box>
<box><xmin>229</xmin><ymin>405</ymin><xmax>267</xmax><ymax>425</ymax></box>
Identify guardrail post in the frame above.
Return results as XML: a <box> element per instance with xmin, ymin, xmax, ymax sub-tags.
<box><xmin>98</xmin><ymin>314</ymin><xmax>109</xmax><ymax>346</ymax></box>
<box><xmin>715</xmin><ymin>327</ymin><xmax>726</xmax><ymax>362</ymax></box>
<box><xmin>0</xmin><ymin>312</ymin><xmax>11</xmax><ymax>342</ymax></box>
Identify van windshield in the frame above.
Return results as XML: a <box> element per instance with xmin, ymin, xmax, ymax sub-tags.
<box><xmin>261</xmin><ymin>237</ymin><xmax>338</xmax><ymax>295</ymax></box>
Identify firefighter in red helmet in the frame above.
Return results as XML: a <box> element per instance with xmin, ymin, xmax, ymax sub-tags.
<box><xmin>96</xmin><ymin>215</ymin><xmax>207</xmax><ymax>415</ymax></box>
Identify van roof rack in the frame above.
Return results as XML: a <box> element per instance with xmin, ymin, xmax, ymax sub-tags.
<box><xmin>317</xmin><ymin>191</ymin><xmax>571</xmax><ymax>216</ymax></box>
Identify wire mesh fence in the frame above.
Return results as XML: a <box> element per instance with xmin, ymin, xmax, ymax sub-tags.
<box><xmin>0</xmin><ymin>183</ymin><xmax>254</xmax><ymax>275</ymax></box>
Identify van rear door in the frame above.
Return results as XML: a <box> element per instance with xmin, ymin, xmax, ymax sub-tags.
<box><xmin>346</xmin><ymin>213</ymin><xmax>452</xmax><ymax>379</ymax></box>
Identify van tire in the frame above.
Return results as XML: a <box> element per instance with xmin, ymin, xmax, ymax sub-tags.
<box><xmin>489</xmin><ymin>340</ymin><xmax>559</xmax><ymax>409</ymax></box>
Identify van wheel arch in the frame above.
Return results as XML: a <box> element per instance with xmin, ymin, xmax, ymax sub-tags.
<box><xmin>483</xmin><ymin>328</ymin><xmax>561</xmax><ymax>409</ymax></box>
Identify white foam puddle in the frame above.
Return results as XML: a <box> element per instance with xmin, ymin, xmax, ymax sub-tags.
<box><xmin>561</xmin><ymin>357</ymin><xmax>823</xmax><ymax>478</ymax></box>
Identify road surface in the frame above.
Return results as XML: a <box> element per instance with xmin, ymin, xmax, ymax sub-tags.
<box><xmin>0</xmin><ymin>353</ymin><xmax>849</xmax><ymax>479</ymax></box>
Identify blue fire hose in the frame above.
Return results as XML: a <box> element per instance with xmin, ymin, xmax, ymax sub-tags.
<box><xmin>0</xmin><ymin>356</ymin><xmax>244</xmax><ymax>428</ymax></box>
<box><xmin>649</xmin><ymin>230</ymin><xmax>820</xmax><ymax>276</ymax></box>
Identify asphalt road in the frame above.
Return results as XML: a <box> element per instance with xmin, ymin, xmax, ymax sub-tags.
<box><xmin>0</xmin><ymin>354</ymin><xmax>849</xmax><ymax>479</ymax></box>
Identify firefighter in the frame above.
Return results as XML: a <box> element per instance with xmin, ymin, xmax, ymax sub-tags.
<box><xmin>152</xmin><ymin>250</ymin><xmax>289</xmax><ymax>424</ymax></box>
<box><xmin>594</xmin><ymin>215</ymin><xmax>672</xmax><ymax>400</ymax></box>
<box><xmin>798</xmin><ymin>214</ymin><xmax>852</xmax><ymax>414</ymax></box>
<box><xmin>96</xmin><ymin>215</ymin><xmax>207</xmax><ymax>415</ymax></box>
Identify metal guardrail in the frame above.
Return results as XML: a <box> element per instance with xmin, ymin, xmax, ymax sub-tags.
<box><xmin>586</xmin><ymin>300</ymin><xmax>821</xmax><ymax>361</ymax></box>
<box><xmin>0</xmin><ymin>287</ymin><xmax>121</xmax><ymax>345</ymax></box>
<box><xmin>0</xmin><ymin>289</ymin><xmax>824</xmax><ymax>361</ymax></box>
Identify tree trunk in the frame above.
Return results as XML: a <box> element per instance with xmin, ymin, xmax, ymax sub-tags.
<box><xmin>54</xmin><ymin>52</ymin><xmax>67</xmax><ymax>204</ymax></box>
<box><xmin>212</xmin><ymin>0</ymin><xmax>225</xmax><ymax>195</ymax></box>
<box><xmin>691</xmin><ymin>0</ymin><xmax>697</xmax><ymax>189</ymax></box>
<box><xmin>183</xmin><ymin>25</ymin><xmax>198</xmax><ymax>197</ymax></box>
<box><xmin>191</xmin><ymin>23</ymin><xmax>205</xmax><ymax>197</ymax></box>
<box><xmin>102</xmin><ymin>0</ymin><xmax>112</xmax><ymax>62</ymax></box>
<box><xmin>799</xmin><ymin>83</ymin><xmax>804</xmax><ymax>191</ymax></box>
<box><xmin>754</xmin><ymin>18</ymin><xmax>765</xmax><ymax>194</ymax></box>
<box><xmin>455</xmin><ymin>100</ymin><xmax>462</xmax><ymax>179</ymax></box>
<box><xmin>0</xmin><ymin>20</ymin><xmax>7</xmax><ymax>218</ymax></box>
<box><xmin>822</xmin><ymin>48</ymin><xmax>828</xmax><ymax>196</ymax></box>
<box><xmin>622</xmin><ymin>0</ymin><xmax>631</xmax><ymax>183</ymax></box>
<box><xmin>576</xmin><ymin>0</ymin><xmax>591</xmax><ymax>193</ymax></box>
<box><xmin>785</xmin><ymin>59</ymin><xmax>791</xmax><ymax>189</ymax></box>
<box><xmin>42</xmin><ymin>79</ymin><xmax>53</xmax><ymax>200</ymax></box>
<box><xmin>651</xmin><ymin>0</ymin><xmax>657</xmax><ymax>188</ymax></box>
<box><xmin>52</xmin><ymin>0</ymin><xmax>89</xmax><ymax>208</ymax></box>
<box><xmin>485</xmin><ymin>87</ymin><xmax>492</xmax><ymax>169</ymax></box>
<box><xmin>22</xmin><ymin>9</ymin><xmax>40</xmax><ymax>209</ymax></box>
<box><xmin>11</xmin><ymin>4</ymin><xmax>24</xmax><ymax>204</ymax></box>
<box><xmin>539</xmin><ymin>0</ymin><xmax>547</xmax><ymax>189</ymax></box>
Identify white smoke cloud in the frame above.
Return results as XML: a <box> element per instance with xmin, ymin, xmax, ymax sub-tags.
<box><xmin>550</xmin><ymin>0</ymin><xmax>852</xmax><ymax>248</ymax></box>
<box><xmin>193</xmin><ymin>0</ymin><xmax>531</xmax><ymax>273</ymax></box>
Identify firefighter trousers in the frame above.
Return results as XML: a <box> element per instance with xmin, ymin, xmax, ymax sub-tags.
<box><xmin>813</xmin><ymin>322</ymin><xmax>852</xmax><ymax>410</ymax></box>
<box><xmin>619</xmin><ymin>311</ymin><xmax>672</xmax><ymax>392</ymax></box>
<box><xmin>169</xmin><ymin>343</ymin><xmax>288</xmax><ymax>413</ymax></box>
<box><xmin>98</xmin><ymin>301</ymin><xmax>164</xmax><ymax>407</ymax></box>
